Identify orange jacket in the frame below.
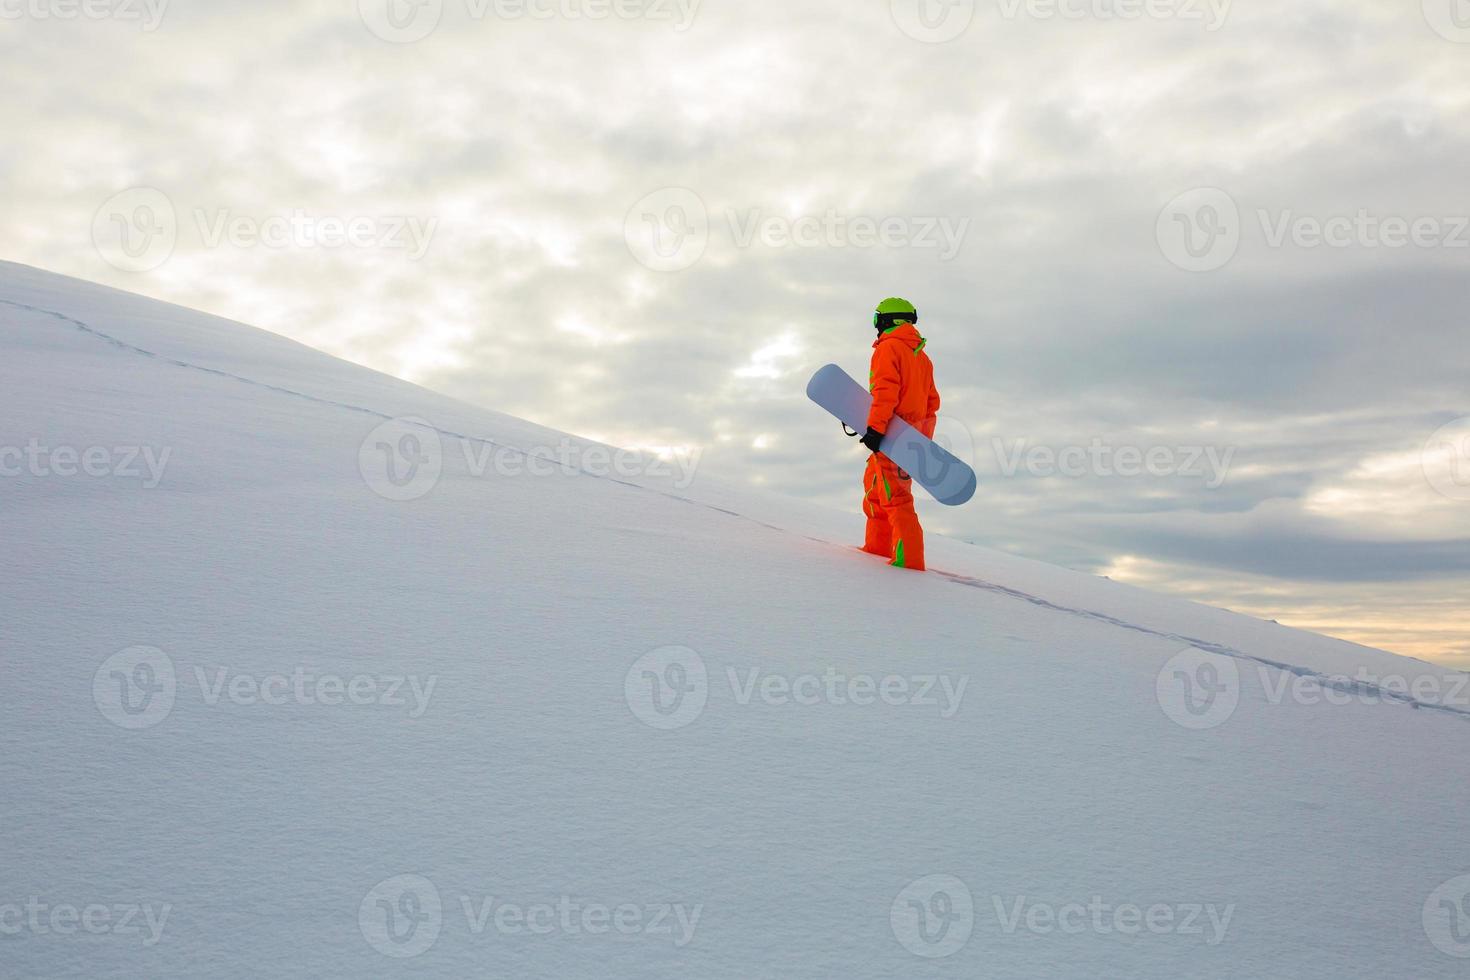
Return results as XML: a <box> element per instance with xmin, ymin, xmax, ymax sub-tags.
<box><xmin>867</xmin><ymin>323</ymin><xmax>940</xmax><ymax>438</ymax></box>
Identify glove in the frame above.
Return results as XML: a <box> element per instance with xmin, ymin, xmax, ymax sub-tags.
<box><xmin>860</xmin><ymin>426</ymin><xmax>885</xmax><ymax>454</ymax></box>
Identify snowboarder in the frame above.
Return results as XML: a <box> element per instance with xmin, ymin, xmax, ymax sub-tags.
<box><xmin>855</xmin><ymin>298</ymin><xmax>940</xmax><ymax>571</ymax></box>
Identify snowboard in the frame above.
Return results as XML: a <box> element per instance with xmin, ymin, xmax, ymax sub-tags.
<box><xmin>806</xmin><ymin>363</ymin><xmax>977</xmax><ymax>506</ymax></box>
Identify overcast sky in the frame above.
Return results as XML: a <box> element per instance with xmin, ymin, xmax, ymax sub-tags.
<box><xmin>4</xmin><ymin>0</ymin><xmax>1468</xmax><ymax>667</ymax></box>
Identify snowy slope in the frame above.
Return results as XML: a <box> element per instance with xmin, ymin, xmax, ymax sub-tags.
<box><xmin>2</xmin><ymin>261</ymin><xmax>1468</xmax><ymax>979</ymax></box>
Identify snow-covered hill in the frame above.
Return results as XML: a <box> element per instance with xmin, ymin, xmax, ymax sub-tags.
<box><xmin>2</xmin><ymin>261</ymin><xmax>1468</xmax><ymax>979</ymax></box>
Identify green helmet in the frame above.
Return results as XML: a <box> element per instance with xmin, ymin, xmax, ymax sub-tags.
<box><xmin>873</xmin><ymin>297</ymin><xmax>917</xmax><ymax>331</ymax></box>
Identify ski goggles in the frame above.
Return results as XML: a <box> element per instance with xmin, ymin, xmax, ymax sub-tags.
<box><xmin>874</xmin><ymin>311</ymin><xmax>917</xmax><ymax>330</ymax></box>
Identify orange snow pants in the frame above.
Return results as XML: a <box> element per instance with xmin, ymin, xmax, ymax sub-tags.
<box><xmin>862</xmin><ymin>454</ymin><xmax>925</xmax><ymax>571</ymax></box>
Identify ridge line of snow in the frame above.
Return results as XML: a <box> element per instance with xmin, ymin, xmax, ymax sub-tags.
<box><xmin>5</xmin><ymin>293</ymin><xmax>797</xmax><ymax>524</ymax></box>
<box><xmin>936</xmin><ymin>571</ymin><xmax>1470</xmax><ymax>720</ymax></box>
<box><xmin>11</xmin><ymin>294</ymin><xmax>1464</xmax><ymax>721</ymax></box>
<box><xmin>5</xmin><ymin>296</ymin><xmax>675</xmax><ymax>488</ymax></box>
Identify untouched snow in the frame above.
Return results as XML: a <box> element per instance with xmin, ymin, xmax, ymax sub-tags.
<box><xmin>2</xmin><ymin>261</ymin><xmax>1469</xmax><ymax>979</ymax></box>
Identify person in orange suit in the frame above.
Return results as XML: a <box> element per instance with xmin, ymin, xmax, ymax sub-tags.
<box><xmin>856</xmin><ymin>298</ymin><xmax>940</xmax><ymax>571</ymax></box>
